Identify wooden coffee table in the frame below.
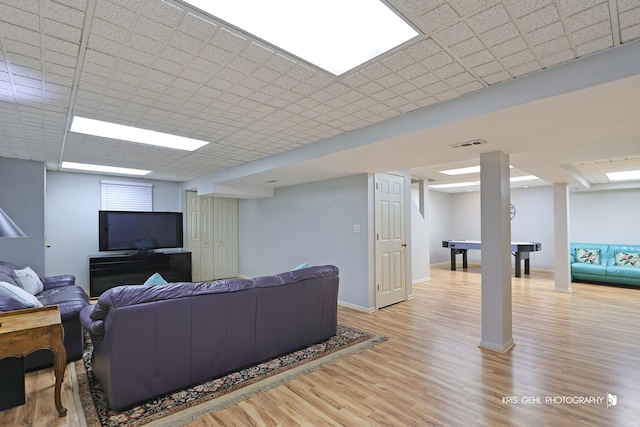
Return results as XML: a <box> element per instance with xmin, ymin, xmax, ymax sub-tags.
<box><xmin>0</xmin><ymin>306</ymin><xmax>67</xmax><ymax>417</ymax></box>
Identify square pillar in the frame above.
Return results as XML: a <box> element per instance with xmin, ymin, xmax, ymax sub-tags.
<box><xmin>553</xmin><ymin>183</ymin><xmax>572</xmax><ymax>292</ymax></box>
<box><xmin>479</xmin><ymin>151</ymin><xmax>514</xmax><ymax>353</ymax></box>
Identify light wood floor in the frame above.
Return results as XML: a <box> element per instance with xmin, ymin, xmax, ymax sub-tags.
<box><xmin>2</xmin><ymin>264</ymin><xmax>639</xmax><ymax>426</ymax></box>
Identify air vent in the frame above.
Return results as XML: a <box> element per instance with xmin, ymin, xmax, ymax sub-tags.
<box><xmin>448</xmin><ymin>139</ymin><xmax>486</xmax><ymax>149</ymax></box>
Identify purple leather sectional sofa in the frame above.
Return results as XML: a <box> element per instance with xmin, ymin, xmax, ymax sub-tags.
<box><xmin>80</xmin><ymin>265</ymin><xmax>339</xmax><ymax>410</ymax></box>
<box><xmin>0</xmin><ymin>261</ymin><xmax>90</xmax><ymax>370</ymax></box>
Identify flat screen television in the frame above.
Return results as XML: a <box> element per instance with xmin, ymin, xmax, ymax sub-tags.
<box><xmin>99</xmin><ymin>210</ymin><xmax>183</xmax><ymax>252</ymax></box>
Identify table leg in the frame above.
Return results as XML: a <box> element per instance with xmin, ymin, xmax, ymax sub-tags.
<box><xmin>51</xmin><ymin>327</ymin><xmax>67</xmax><ymax>417</ymax></box>
<box><xmin>525</xmin><ymin>258</ymin><xmax>530</xmax><ymax>275</ymax></box>
<box><xmin>450</xmin><ymin>249</ymin><xmax>456</xmax><ymax>271</ymax></box>
<box><xmin>462</xmin><ymin>250</ymin><xmax>468</xmax><ymax>269</ymax></box>
<box><xmin>515</xmin><ymin>252</ymin><xmax>522</xmax><ymax>278</ymax></box>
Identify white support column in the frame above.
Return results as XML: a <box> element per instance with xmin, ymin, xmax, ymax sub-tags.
<box><xmin>479</xmin><ymin>151</ymin><xmax>514</xmax><ymax>353</ymax></box>
<box><xmin>553</xmin><ymin>183</ymin><xmax>572</xmax><ymax>292</ymax></box>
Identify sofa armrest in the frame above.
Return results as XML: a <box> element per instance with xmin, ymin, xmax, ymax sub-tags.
<box><xmin>80</xmin><ymin>305</ymin><xmax>104</xmax><ymax>337</ymax></box>
<box><xmin>42</xmin><ymin>274</ymin><xmax>76</xmax><ymax>290</ymax></box>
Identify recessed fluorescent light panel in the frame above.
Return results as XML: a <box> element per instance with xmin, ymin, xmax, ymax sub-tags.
<box><xmin>606</xmin><ymin>170</ymin><xmax>640</xmax><ymax>181</ymax></box>
<box><xmin>430</xmin><ymin>181</ymin><xmax>480</xmax><ymax>189</ymax></box>
<box><xmin>61</xmin><ymin>161</ymin><xmax>150</xmax><ymax>176</ymax></box>
<box><xmin>510</xmin><ymin>175</ymin><xmax>539</xmax><ymax>182</ymax></box>
<box><xmin>70</xmin><ymin>117</ymin><xmax>209</xmax><ymax>151</ymax></box>
<box><xmin>440</xmin><ymin>166</ymin><xmax>481</xmax><ymax>175</ymax></box>
<box><xmin>184</xmin><ymin>0</ymin><xmax>419</xmax><ymax>75</ymax></box>
<box><xmin>440</xmin><ymin>165</ymin><xmax>514</xmax><ymax>175</ymax></box>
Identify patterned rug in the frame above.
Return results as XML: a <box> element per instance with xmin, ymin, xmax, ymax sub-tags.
<box><xmin>72</xmin><ymin>324</ymin><xmax>385</xmax><ymax>427</ymax></box>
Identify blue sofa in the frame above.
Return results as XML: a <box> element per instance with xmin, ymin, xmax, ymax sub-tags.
<box><xmin>570</xmin><ymin>243</ymin><xmax>640</xmax><ymax>287</ymax></box>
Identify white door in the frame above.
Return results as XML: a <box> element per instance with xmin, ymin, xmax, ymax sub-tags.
<box><xmin>375</xmin><ymin>173</ymin><xmax>407</xmax><ymax>309</ymax></box>
<box><xmin>213</xmin><ymin>197</ymin><xmax>239</xmax><ymax>279</ymax></box>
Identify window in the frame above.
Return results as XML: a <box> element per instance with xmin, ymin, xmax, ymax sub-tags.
<box><xmin>101</xmin><ymin>180</ymin><xmax>152</xmax><ymax>211</ymax></box>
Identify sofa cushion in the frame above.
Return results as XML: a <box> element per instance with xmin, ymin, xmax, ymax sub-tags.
<box><xmin>0</xmin><ymin>265</ymin><xmax>19</xmax><ymax>288</ymax></box>
<box><xmin>37</xmin><ymin>286</ymin><xmax>90</xmax><ymax>321</ymax></box>
<box><xmin>13</xmin><ymin>266</ymin><xmax>44</xmax><ymax>295</ymax></box>
<box><xmin>605</xmin><ymin>265</ymin><xmax>640</xmax><ymax>279</ymax></box>
<box><xmin>571</xmin><ymin>262</ymin><xmax>606</xmax><ymax>275</ymax></box>
<box><xmin>0</xmin><ymin>281</ymin><xmax>43</xmax><ymax>310</ymax></box>
<box><xmin>614</xmin><ymin>251</ymin><xmax>640</xmax><ymax>267</ymax></box>
<box><xmin>575</xmin><ymin>248</ymin><xmax>601</xmax><ymax>264</ymax></box>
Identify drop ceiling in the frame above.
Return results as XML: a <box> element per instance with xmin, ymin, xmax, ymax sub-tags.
<box><xmin>0</xmin><ymin>0</ymin><xmax>639</xmax><ymax>195</ymax></box>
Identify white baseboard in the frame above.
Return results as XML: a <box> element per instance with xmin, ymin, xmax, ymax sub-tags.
<box><xmin>338</xmin><ymin>300</ymin><xmax>375</xmax><ymax>313</ymax></box>
<box><xmin>412</xmin><ymin>276</ymin><xmax>430</xmax><ymax>284</ymax></box>
<box><xmin>430</xmin><ymin>261</ymin><xmax>450</xmax><ymax>267</ymax></box>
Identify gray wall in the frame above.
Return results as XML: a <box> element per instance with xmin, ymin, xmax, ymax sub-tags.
<box><xmin>239</xmin><ymin>174</ymin><xmax>370</xmax><ymax>309</ymax></box>
<box><xmin>45</xmin><ymin>171</ymin><xmax>182</xmax><ymax>291</ymax></box>
<box><xmin>410</xmin><ymin>183</ymin><xmax>430</xmax><ymax>282</ymax></box>
<box><xmin>570</xmin><ymin>188</ymin><xmax>640</xmax><ymax>244</ymax></box>
<box><xmin>433</xmin><ymin>186</ymin><xmax>555</xmax><ymax>270</ymax></box>
<box><xmin>427</xmin><ymin>190</ymin><xmax>452</xmax><ymax>265</ymax></box>
<box><xmin>0</xmin><ymin>158</ymin><xmax>46</xmax><ymax>274</ymax></box>
<box><xmin>424</xmin><ymin>185</ymin><xmax>640</xmax><ymax>271</ymax></box>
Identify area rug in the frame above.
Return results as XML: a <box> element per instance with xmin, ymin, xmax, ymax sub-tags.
<box><xmin>72</xmin><ymin>323</ymin><xmax>386</xmax><ymax>427</ymax></box>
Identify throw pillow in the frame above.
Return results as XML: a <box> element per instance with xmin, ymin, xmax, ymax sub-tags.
<box><xmin>292</xmin><ymin>263</ymin><xmax>309</xmax><ymax>271</ymax></box>
<box><xmin>13</xmin><ymin>266</ymin><xmax>44</xmax><ymax>295</ymax></box>
<box><xmin>144</xmin><ymin>272</ymin><xmax>168</xmax><ymax>285</ymax></box>
<box><xmin>0</xmin><ymin>281</ymin><xmax>43</xmax><ymax>310</ymax></box>
<box><xmin>575</xmin><ymin>248</ymin><xmax>600</xmax><ymax>264</ymax></box>
<box><xmin>614</xmin><ymin>252</ymin><xmax>640</xmax><ymax>267</ymax></box>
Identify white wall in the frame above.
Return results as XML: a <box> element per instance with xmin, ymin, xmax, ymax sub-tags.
<box><xmin>570</xmin><ymin>188</ymin><xmax>640</xmax><ymax>244</ymax></box>
<box><xmin>45</xmin><ymin>171</ymin><xmax>182</xmax><ymax>291</ymax></box>
<box><xmin>238</xmin><ymin>174</ymin><xmax>371</xmax><ymax>310</ymax></box>
<box><xmin>0</xmin><ymin>158</ymin><xmax>46</xmax><ymax>274</ymax></box>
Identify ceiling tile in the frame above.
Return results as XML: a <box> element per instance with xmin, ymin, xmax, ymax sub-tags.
<box><xmin>576</xmin><ymin>35</ymin><xmax>613</xmax><ymax>56</ymax></box>
<box><xmin>518</xmin><ymin>4</ymin><xmax>561</xmax><ymax>33</ymax></box>
<box><xmin>564</xmin><ymin>3</ymin><xmax>610</xmax><ymax>32</ymax></box>
<box><xmin>491</xmin><ymin>37</ymin><xmax>529</xmax><ymax>58</ymax></box>
<box><xmin>467</xmin><ymin>4</ymin><xmax>512</xmax><ymax>33</ymax></box>
<box><xmin>479</xmin><ymin>22</ymin><xmax>520</xmax><ymax>47</ymax></box>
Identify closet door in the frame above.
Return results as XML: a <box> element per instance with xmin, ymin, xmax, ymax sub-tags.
<box><xmin>186</xmin><ymin>192</ymin><xmax>214</xmax><ymax>281</ymax></box>
<box><xmin>186</xmin><ymin>192</ymin><xmax>239</xmax><ymax>281</ymax></box>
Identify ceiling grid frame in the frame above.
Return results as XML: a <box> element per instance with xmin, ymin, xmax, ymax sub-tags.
<box><xmin>0</xmin><ymin>0</ymin><xmax>638</xmax><ymax>189</ymax></box>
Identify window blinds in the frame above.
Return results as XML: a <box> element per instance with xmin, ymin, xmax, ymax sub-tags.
<box><xmin>100</xmin><ymin>180</ymin><xmax>152</xmax><ymax>211</ymax></box>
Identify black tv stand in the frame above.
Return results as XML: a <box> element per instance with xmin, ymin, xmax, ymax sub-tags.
<box><xmin>89</xmin><ymin>252</ymin><xmax>191</xmax><ymax>297</ymax></box>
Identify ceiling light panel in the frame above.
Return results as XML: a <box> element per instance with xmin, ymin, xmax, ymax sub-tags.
<box><xmin>183</xmin><ymin>0</ymin><xmax>419</xmax><ymax>75</ymax></box>
<box><xmin>61</xmin><ymin>162</ymin><xmax>150</xmax><ymax>176</ymax></box>
<box><xmin>430</xmin><ymin>181</ymin><xmax>480</xmax><ymax>189</ymax></box>
<box><xmin>440</xmin><ymin>165</ymin><xmax>481</xmax><ymax>175</ymax></box>
<box><xmin>70</xmin><ymin>117</ymin><xmax>209</xmax><ymax>151</ymax></box>
<box><xmin>606</xmin><ymin>170</ymin><xmax>640</xmax><ymax>181</ymax></box>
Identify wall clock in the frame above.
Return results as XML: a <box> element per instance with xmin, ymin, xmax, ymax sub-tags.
<box><xmin>510</xmin><ymin>203</ymin><xmax>516</xmax><ymax>220</ymax></box>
